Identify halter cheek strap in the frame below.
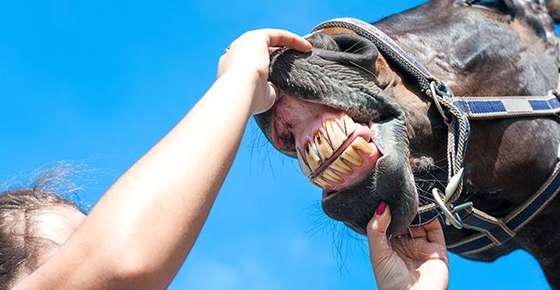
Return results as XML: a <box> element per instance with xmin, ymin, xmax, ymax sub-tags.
<box><xmin>312</xmin><ymin>17</ymin><xmax>560</xmax><ymax>258</ymax></box>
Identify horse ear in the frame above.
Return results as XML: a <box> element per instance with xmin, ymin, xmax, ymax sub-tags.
<box><xmin>545</xmin><ymin>0</ymin><xmax>560</xmax><ymax>23</ymax></box>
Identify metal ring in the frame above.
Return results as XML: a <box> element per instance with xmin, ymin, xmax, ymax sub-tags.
<box><xmin>430</xmin><ymin>82</ymin><xmax>451</xmax><ymax>124</ymax></box>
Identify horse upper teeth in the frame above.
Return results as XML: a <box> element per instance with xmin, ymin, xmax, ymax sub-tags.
<box><xmin>335</xmin><ymin>117</ymin><xmax>345</xmax><ymax>131</ymax></box>
<box><xmin>325</xmin><ymin>120</ymin><xmax>347</xmax><ymax>150</ymax></box>
<box><xmin>315</xmin><ymin>130</ymin><xmax>334</xmax><ymax>159</ymax></box>
<box><xmin>305</xmin><ymin>142</ymin><xmax>322</xmax><ymax>171</ymax></box>
<box><xmin>343</xmin><ymin>115</ymin><xmax>356</xmax><ymax>137</ymax></box>
<box><xmin>297</xmin><ymin>151</ymin><xmax>312</xmax><ymax>176</ymax></box>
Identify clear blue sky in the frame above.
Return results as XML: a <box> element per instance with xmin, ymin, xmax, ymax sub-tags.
<box><xmin>0</xmin><ymin>1</ymin><xmax>551</xmax><ymax>289</ymax></box>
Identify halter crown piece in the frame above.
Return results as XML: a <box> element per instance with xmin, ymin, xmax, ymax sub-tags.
<box><xmin>313</xmin><ymin>18</ymin><xmax>560</xmax><ymax>258</ymax></box>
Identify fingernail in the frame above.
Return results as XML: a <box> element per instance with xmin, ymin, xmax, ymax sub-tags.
<box><xmin>375</xmin><ymin>201</ymin><xmax>387</xmax><ymax>216</ymax></box>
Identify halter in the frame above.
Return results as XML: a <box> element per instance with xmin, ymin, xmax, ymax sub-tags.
<box><xmin>312</xmin><ymin>18</ymin><xmax>560</xmax><ymax>258</ymax></box>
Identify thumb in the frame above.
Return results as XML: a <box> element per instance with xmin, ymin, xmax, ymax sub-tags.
<box><xmin>252</xmin><ymin>82</ymin><xmax>277</xmax><ymax>114</ymax></box>
<box><xmin>366</xmin><ymin>201</ymin><xmax>393</xmax><ymax>265</ymax></box>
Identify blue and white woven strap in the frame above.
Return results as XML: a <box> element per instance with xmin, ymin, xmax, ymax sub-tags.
<box><xmin>453</xmin><ymin>95</ymin><xmax>560</xmax><ymax>120</ymax></box>
<box><xmin>448</xmin><ymin>161</ymin><xmax>560</xmax><ymax>258</ymax></box>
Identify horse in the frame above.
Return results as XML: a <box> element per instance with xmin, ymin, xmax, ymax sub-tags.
<box><xmin>255</xmin><ymin>0</ymin><xmax>560</xmax><ymax>287</ymax></box>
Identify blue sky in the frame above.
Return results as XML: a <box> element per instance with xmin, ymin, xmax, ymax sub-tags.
<box><xmin>0</xmin><ymin>0</ymin><xmax>552</xmax><ymax>289</ymax></box>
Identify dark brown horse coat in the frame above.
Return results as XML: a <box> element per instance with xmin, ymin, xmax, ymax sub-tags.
<box><xmin>256</xmin><ymin>0</ymin><xmax>560</xmax><ymax>287</ymax></box>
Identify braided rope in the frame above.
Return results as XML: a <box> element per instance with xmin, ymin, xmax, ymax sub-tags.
<box><xmin>418</xmin><ymin>86</ymin><xmax>470</xmax><ymax>216</ymax></box>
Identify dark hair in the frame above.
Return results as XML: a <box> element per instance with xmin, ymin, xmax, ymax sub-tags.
<box><xmin>0</xmin><ymin>175</ymin><xmax>84</xmax><ymax>289</ymax></box>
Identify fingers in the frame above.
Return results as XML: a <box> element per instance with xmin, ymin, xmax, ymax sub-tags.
<box><xmin>424</xmin><ymin>218</ymin><xmax>446</xmax><ymax>246</ymax></box>
<box><xmin>252</xmin><ymin>82</ymin><xmax>278</xmax><ymax>114</ymax></box>
<box><xmin>366</xmin><ymin>201</ymin><xmax>393</xmax><ymax>265</ymax></box>
<box><xmin>409</xmin><ymin>226</ymin><xmax>427</xmax><ymax>239</ymax></box>
<box><xmin>261</xmin><ymin>29</ymin><xmax>312</xmax><ymax>52</ymax></box>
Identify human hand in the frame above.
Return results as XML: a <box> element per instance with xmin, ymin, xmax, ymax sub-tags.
<box><xmin>217</xmin><ymin>29</ymin><xmax>312</xmax><ymax>114</ymax></box>
<box><xmin>367</xmin><ymin>202</ymin><xmax>449</xmax><ymax>290</ymax></box>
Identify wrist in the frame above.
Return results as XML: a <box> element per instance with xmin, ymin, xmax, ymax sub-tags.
<box><xmin>220</xmin><ymin>66</ymin><xmax>262</xmax><ymax>84</ymax></box>
<box><xmin>219</xmin><ymin>67</ymin><xmax>273</xmax><ymax>114</ymax></box>
<box><xmin>213</xmin><ymin>69</ymin><xmax>260</xmax><ymax>115</ymax></box>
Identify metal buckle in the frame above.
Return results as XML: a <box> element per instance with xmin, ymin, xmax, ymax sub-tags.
<box><xmin>432</xmin><ymin>187</ymin><xmax>474</xmax><ymax>230</ymax></box>
<box><xmin>429</xmin><ymin>81</ymin><xmax>453</xmax><ymax>124</ymax></box>
<box><xmin>432</xmin><ymin>168</ymin><xmax>467</xmax><ymax>229</ymax></box>
<box><xmin>432</xmin><ymin>188</ymin><xmax>464</xmax><ymax>229</ymax></box>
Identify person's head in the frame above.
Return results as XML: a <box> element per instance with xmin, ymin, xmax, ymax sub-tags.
<box><xmin>0</xmin><ymin>186</ymin><xmax>86</xmax><ymax>289</ymax></box>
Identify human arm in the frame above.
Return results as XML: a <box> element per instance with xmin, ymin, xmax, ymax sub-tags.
<box><xmin>367</xmin><ymin>202</ymin><xmax>449</xmax><ymax>290</ymax></box>
<box><xmin>14</xmin><ymin>29</ymin><xmax>311</xmax><ymax>290</ymax></box>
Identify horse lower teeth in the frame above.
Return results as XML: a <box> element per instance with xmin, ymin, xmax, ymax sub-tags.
<box><xmin>330</xmin><ymin>158</ymin><xmax>353</xmax><ymax>175</ymax></box>
<box><xmin>341</xmin><ymin>145</ymin><xmax>363</xmax><ymax>166</ymax></box>
<box><xmin>352</xmin><ymin>137</ymin><xmax>374</xmax><ymax>155</ymax></box>
<box><xmin>322</xmin><ymin>171</ymin><xmax>343</xmax><ymax>184</ymax></box>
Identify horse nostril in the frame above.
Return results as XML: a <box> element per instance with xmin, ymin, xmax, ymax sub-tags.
<box><xmin>332</xmin><ymin>34</ymin><xmax>372</xmax><ymax>55</ymax></box>
<box><xmin>333</xmin><ymin>34</ymin><xmax>378</xmax><ymax>62</ymax></box>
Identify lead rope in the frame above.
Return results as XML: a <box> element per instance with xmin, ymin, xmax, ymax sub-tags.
<box><xmin>420</xmin><ymin>81</ymin><xmax>471</xmax><ymax>228</ymax></box>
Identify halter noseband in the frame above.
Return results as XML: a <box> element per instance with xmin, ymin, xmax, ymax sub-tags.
<box><xmin>312</xmin><ymin>18</ymin><xmax>560</xmax><ymax>258</ymax></box>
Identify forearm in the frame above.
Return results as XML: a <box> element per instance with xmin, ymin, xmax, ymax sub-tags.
<box><xmin>15</xmin><ymin>29</ymin><xmax>312</xmax><ymax>290</ymax></box>
<box><xmin>87</xmin><ymin>71</ymin><xmax>257</xmax><ymax>281</ymax></box>
<box><xmin>19</xmin><ymin>71</ymin><xmax>257</xmax><ymax>290</ymax></box>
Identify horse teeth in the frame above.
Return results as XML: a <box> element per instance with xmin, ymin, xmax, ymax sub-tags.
<box><xmin>320</xmin><ymin>127</ymin><xmax>333</xmax><ymax>148</ymax></box>
<box><xmin>322</xmin><ymin>169</ymin><xmax>344</xmax><ymax>184</ymax></box>
<box><xmin>352</xmin><ymin>137</ymin><xmax>374</xmax><ymax>155</ymax></box>
<box><xmin>314</xmin><ymin>130</ymin><xmax>334</xmax><ymax>159</ymax></box>
<box><xmin>341</xmin><ymin>145</ymin><xmax>363</xmax><ymax>166</ymax></box>
<box><xmin>330</xmin><ymin>158</ymin><xmax>353</xmax><ymax>175</ymax></box>
<box><xmin>325</xmin><ymin>120</ymin><xmax>347</xmax><ymax>150</ymax></box>
<box><xmin>343</xmin><ymin>115</ymin><xmax>356</xmax><ymax>136</ymax></box>
<box><xmin>335</xmin><ymin>118</ymin><xmax>346</xmax><ymax>135</ymax></box>
<box><xmin>312</xmin><ymin>177</ymin><xmax>326</xmax><ymax>188</ymax></box>
<box><xmin>297</xmin><ymin>151</ymin><xmax>312</xmax><ymax>176</ymax></box>
<box><xmin>305</xmin><ymin>143</ymin><xmax>322</xmax><ymax>171</ymax></box>
<box><xmin>313</xmin><ymin>176</ymin><xmax>331</xmax><ymax>188</ymax></box>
